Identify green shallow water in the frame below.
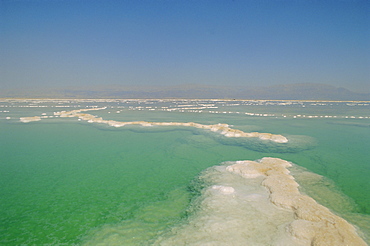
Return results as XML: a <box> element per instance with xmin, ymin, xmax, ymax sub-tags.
<box><xmin>0</xmin><ymin>100</ymin><xmax>369</xmax><ymax>245</ymax></box>
<box><xmin>0</xmin><ymin>122</ymin><xmax>261</xmax><ymax>245</ymax></box>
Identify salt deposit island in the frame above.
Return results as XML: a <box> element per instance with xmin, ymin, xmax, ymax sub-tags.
<box><xmin>20</xmin><ymin>107</ymin><xmax>288</xmax><ymax>143</ymax></box>
<box><xmin>154</xmin><ymin>158</ymin><xmax>367</xmax><ymax>246</ymax></box>
<box><xmin>227</xmin><ymin>158</ymin><xmax>366</xmax><ymax>245</ymax></box>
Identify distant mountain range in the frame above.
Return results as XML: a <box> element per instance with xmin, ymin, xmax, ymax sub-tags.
<box><xmin>2</xmin><ymin>83</ymin><xmax>370</xmax><ymax>101</ymax></box>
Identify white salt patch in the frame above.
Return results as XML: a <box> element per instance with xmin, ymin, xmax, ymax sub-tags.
<box><xmin>244</xmin><ymin>193</ymin><xmax>264</xmax><ymax>201</ymax></box>
<box><xmin>211</xmin><ymin>185</ymin><xmax>235</xmax><ymax>194</ymax></box>
<box><xmin>19</xmin><ymin>116</ymin><xmax>41</xmax><ymax>123</ymax></box>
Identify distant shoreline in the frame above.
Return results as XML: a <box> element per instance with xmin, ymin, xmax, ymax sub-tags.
<box><xmin>2</xmin><ymin>83</ymin><xmax>369</xmax><ymax>101</ymax></box>
<box><xmin>1</xmin><ymin>98</ymin><xmax>370</xmax><ymax>103</ymax></box>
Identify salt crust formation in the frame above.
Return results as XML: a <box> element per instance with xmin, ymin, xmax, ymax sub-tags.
<box><xmin>19</xmin><ymin>116</ymin><xmax>42</xmax><ymax>123</ymax></box>
<box><xmin>153</xmin><ymin>158</ymin><xmax>367</xmax><ymax>246</ymax></box>
<box><xmin>50</xmin><ymin>107</ymin><xmax>288</xmax><ymax>143</ymax></box>
<box><xmin>226</xmin><ymin>158</ymin><xmax>367</xmax><ymax>246</ymax></box>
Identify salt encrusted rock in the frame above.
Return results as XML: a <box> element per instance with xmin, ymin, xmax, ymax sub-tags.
<box><xmin>225</xmin><ymin>157</ymin><xmax>367</xmax><ymax>246</ymax></box>
<box><xmin>226</xmin><ymin>161</ymin><xmax>266</xmax><ymax>178</ymax></box>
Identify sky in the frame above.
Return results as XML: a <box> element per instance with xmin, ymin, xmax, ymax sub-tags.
<box><xmin>1</xmin><ymin>0</ymin><xmax>369</xmax><ymax>93</ymax></box>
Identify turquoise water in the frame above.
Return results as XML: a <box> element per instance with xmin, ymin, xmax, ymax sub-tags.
<box><xmin>0</xmin><ymin>99</ymin><xmax>369</xmax><ymax>245</ymax></box>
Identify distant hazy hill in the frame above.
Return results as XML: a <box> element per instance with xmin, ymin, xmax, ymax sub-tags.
<box><xmin>2</xmin><ymin>83</ymin><xmax>370</xmax><ymax>101</ymax></box>
<box><xmin>237</xmin><ymin>83</ymin><xmax>370</xmax><ymax>101</ymax></box>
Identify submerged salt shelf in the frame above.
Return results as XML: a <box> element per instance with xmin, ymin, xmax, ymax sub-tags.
<box><xmin>85</xmin><ymin>158</ymin><xmax>367</xmax><ymax>246</ymax></box>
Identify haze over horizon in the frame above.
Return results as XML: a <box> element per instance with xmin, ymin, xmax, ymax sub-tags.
<box><xmin>1</xmin><ymin>0</ymin><xmax>369</xmax><ymax>93</ymax></box>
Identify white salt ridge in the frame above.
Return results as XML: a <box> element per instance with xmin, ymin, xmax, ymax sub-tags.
<box><xmin>127</xmin><ymin>106</ymin><xmax>369</xmax><ymax>119</ymax></box>
<box><xmin>154</xmin><ymin>158</ymin><xmax>367</xmax><ymax>246</ymax></box>
<box><xmin>228</xmin><ymin>158</ymin><xmax>367</xmax><ymax>246</ymax></box>
<box><xmin>19</xmin><ymin>116</ymin><xmax>42</xmax><ymax>123</ymax></box>
<box><xmin>8</xmin><ymin>98</ymin><xmax>370</xmax><ymax>119</ymax></box>
<box><xmin>50</xmin><ymin>108</ymin><xmax>289</xmax><ymax>143</ymax></box>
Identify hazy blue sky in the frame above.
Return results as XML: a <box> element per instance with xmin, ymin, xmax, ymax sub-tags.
<box><xmin>1</xmin><ymin>0</ymin><xmax>369</xmax><ymax>92</ymax></box>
